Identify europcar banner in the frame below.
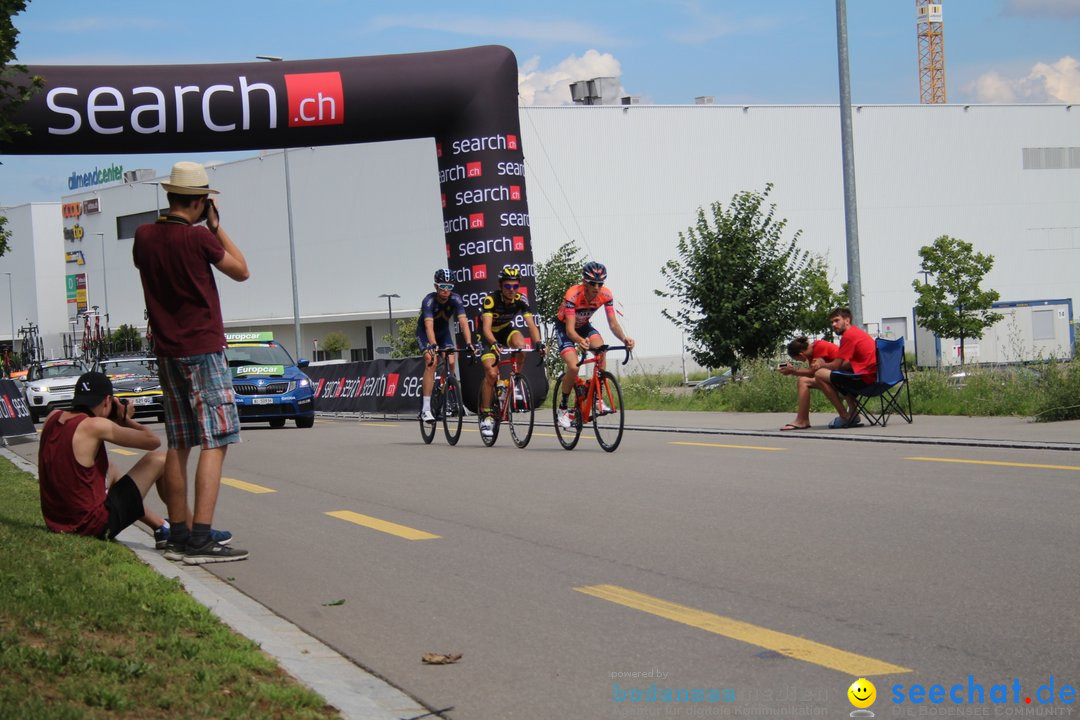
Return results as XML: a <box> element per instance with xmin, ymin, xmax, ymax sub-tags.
<box><xmin>305</xmin><ymin>358</ymin><xmax>426</xmax><ymax>414</ymax></box>
<box><xmin>0</xmin><ymin>380</ymin><xmax>35</xmax><ymax>439</ymax></box>
<box><xmin>4</xmin><ymin>45</ymin><xmax>539</xmax><ymax>411</ymax></box>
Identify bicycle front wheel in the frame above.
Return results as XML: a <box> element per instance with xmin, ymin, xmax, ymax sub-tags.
<box><xmin>476</xmin><ymin>383</ymin><xmax>500</xmax><ymax>447</ymax></box>
<box><xmin>592</xmin><ymin>370</ymin><xmax>625</xmax><ymax>452</ymax></box>
<box><xmin>552</xmin><ymin>373</ymin><xmax>582</xmax><ymax>450</ymax></box>
<box><xmin>507</xmin><ymin>373</ymin><xmax>534</xmax><ymax>449</ymax></box>
<box><xmin>442</xmin><ymin>377</ymin><xmax>464</xmax><ymax>446</ymax></box>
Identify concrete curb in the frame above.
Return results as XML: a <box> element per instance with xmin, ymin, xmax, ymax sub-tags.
<box><xmin>1</xmin><ymin>447</ymin><xmax>431</xmax><ymax>720</ymax></box>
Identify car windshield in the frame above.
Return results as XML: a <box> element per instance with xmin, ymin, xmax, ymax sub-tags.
<box><xmin>39</xmin><ymin>362</ymin><xmax>86</xmax><ymax>379</ymax></box>
<box><xmin>100</xmin><ymin>358</ymin><xmax>157</xmax><ymax>376</ymax></box>
<box><xmin>225</xmin><ymin>343</ymin><xmax>294</xmax><ymax>367</ymax></box>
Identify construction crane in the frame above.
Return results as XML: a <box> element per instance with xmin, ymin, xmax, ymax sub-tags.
<box><xmin>916</xmin><ymin>0</ymin><xmax>947</xmax><ymax>103</ymax></box>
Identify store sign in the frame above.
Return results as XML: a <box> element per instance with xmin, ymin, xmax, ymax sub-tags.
<box><xmin>61</xmin><ymin>202</ymin><xmax>82</xmax><ymax>218</ymax></box>
<box><xmin>67</xmin><ymin>163</ymin><xmax>124</xmax><ymax>190</ymax></box>
<box><xmin>65</xmin><ymin>250</ymin><xmax>86</xmax><ymax>266</ymax></box>
<box><xmin>82</xmin><ymin>197</ymin><xmax>100</xmax><ymax>214</ymax></box>
<box><xmin>66</xmin><ymin>273</ymin><xmax>88</xmax><ymax>314</ymax></box>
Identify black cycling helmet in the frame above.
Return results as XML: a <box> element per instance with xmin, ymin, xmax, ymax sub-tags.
<box><xmin>582</xmin><ymin>261</ymin><xmax>607</xmax><ymax>284</ymax></box>
<box><xmin>498</xmin><ymin>265</ymin><xmax>520</xmax><ymax>282</ymax></box>
<box><xmin>433</xmin><ymin>268</ymin><xmax>452</xmax><ymax>284</ymax></box>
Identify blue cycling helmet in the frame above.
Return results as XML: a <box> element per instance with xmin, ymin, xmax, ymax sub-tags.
<box><xmin>433</xmin><ymin>268</ymin><xmax>452</xmax><ymax>284</ymax></box>
<box><xmin>582</xmin><ymin>261</ymin><xmax>607</xmax><ymax>284</ymax></box>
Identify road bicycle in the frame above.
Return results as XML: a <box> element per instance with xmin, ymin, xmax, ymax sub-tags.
<box><xmin>419</xmin><ymin>347</ymin><xmax>468</xmax><ymax>446</ymax></box>
<box><xmin>477</xmin><ymin>345</ymin><xmax>542</xmax><ymax>449</ymax></box>
<box><xmin>553</xmin><ymin>344</ymin><xmax>631</xmax><ymax>452</ymax></box>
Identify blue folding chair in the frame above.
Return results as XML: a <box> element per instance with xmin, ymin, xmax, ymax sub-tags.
<box><xmin>833</xmin><ymin>337</ymin><xmax>913</xmax><ymax>427</ymax></box>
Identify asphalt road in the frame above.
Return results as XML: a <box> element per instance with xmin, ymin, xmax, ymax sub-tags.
<box><xmin>14</xmin><ymin>416</ymin><xmax>1080</xmax><ymax>718</ymax></box>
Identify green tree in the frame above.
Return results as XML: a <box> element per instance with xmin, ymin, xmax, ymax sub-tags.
<box><xmin>383</xmin><ymin>318</ymin><xmax>420</xmax><ymax>359</ymax></box>
<box><xmin>912</xmin><ymin>235</ymin><xmax>1003</xmax><ymax>366</ymax></box>
<box><xmin>656</xmin><ymin>184</ymin><xmax>814</xmax><ymax>374</ymax></box>
<box><xmin>0</xmin><ymin>1</ymin><xmax>44</xmax><ymax>259</ymax></box>
<box><xmin>534</xmin><ymin>240</ymin><xmax>585</xmax><ymax>376</ymax></box>
<box><xmin>320</xmin><ymin>330</ymin><xmax>350</xmax><ymax>359</ymax></box>
<box><xmin>795</xmin><ymin>255</ymin><xmax>847</xmax><ymax>340</ymax></box>
<box><xmin>109</xmin><ymin>324</ymin><xmax>143</xmax><ymax>354</ymax></box>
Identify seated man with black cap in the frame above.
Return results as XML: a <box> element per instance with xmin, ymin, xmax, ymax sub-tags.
<box><xmin>38</xmin><ymin>371</ymin><xmax>169</xmax><ymax>541</ymax></box>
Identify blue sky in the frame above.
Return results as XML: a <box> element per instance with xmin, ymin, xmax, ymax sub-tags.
<box><xmin>3</xmin><ymin>0</ymin><xmax>1078</xmax><ymax>206</ymax></box>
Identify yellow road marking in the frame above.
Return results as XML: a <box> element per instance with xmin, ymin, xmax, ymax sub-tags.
<box><xmin>671</xmin><ymin>441</ymin><xmax>785</xmax><ymax>452</ymax></box>
<box><xmin>908</xmin><ymin>457</ymin><xmax>1080</xmax><ymax>472</ymax></box>
<box><xmin>109</xmin><ymin>448</ymin><xmax>137</xmax><ymax>456</ymax></box>
<box><xmin>221</xmin><ymin>477</ymin><xmax>277</xmax><ymax>494</ymax></box>
<box><xmin>575</xmin><ymin>584</ymin><xmax>911</xmax><ymax>677</ymax></box>
<box><xmin>325</xmin><ymin>510</ymin><xmax>440</xmax><ymax>540</ymax></box>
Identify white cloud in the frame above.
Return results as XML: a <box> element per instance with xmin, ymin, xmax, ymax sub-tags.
<box><xmin>970</xmin><ymin>56</ymin><xmax>1080</xmax><ymax>103</ymax></box>
<box><xmin>1003</xmin><ymin>0</ymin><xmax>1080</xmax><ymax>18</ymax></box>
<box><xmin>518</xmin><ymin>50</ymin><xmax>625</xmax><ymax>106</ymax></box>
<box><xmin>369</xmin><ymin>14</ymin><xmax>618</xmax><ymax>46</ymax></box>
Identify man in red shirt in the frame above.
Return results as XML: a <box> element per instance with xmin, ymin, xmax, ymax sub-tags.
<box><xmin>39</xmin><ymin>372</ymin><xmax>166</xmax><ymax>539</ymax></box>
<box><xmin>133</xmin><ymin>161</ymin><xmax>250</xmax><ymax>565</ymax></box>
<box><xmin>778</xmin><ymin>308</ymin><xmax>877</xmax><ymax>430</ymax></box>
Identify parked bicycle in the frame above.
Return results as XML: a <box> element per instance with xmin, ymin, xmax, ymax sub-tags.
<box><xmin>419</xmin><ymin>347</ymin><xmax>469</xmax><ymax>446</ymax></box>
<box><xmin>477</xmin><ymin>346</ymin><xmax>542</xmax><ymax>449</ymax></box>
<box><xmin>553</xmin><ymin>344</ymin><xmax>631</xmax><ymax>452</ymax></box>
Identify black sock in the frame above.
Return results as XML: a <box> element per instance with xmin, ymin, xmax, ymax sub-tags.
<box><xmin>168</xmin><ymin>520</ymin><xmax>190</xmax><ymax>545</ymax></box>
<box><xmin>560</xmin><ymin>393</ymin><xmax>570</xmax><ymax>408</ymax></box>
<box><xmin>190</xmin><ymin>522</ymin><xmax>212</xmax><ymax>548</ymax></box>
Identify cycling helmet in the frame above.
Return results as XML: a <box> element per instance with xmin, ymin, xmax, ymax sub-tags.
<box><xmin>498</xmin><ymin>265</ymin><xmax>520</xmax><ymax>282</ymax></box>
<box><xmin>582</xmin><ymin>261</ymin><xmax>607</xmax><ymax>284</ymax></box>
<box><xmin>433</xmin><ymin>268</ymin><xmax>452</xmax><ymax>284</ymax></box>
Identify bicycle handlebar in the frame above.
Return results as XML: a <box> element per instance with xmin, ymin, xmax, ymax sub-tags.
<box><xmin>581</xmin><ymin>344</ymin><xmax>633</xmax><ymax>366</ymax></box>
<box><xmin>489</xmin><ymin>344</ymin><xmax>546</xmax><ymax>367</ymax></box>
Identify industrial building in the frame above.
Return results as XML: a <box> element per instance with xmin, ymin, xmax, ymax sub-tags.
<box><xmin>2</xmin><ymin>102</ymin><xmax>1077</xmax><ymax>370</ymax></box>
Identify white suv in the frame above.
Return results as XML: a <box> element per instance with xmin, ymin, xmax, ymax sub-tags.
<box><xmin>25</xmin><ymin>359</ymin><xmax>90</xmax><ymax>423</ymax></box>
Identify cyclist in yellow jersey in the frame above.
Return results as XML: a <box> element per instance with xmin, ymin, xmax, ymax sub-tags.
<box><xmin>478</xmin><ymin>266</ymin><xmax>542</xmax><ymax>438</ymax></box>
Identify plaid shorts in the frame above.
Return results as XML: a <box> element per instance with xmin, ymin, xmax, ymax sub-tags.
<box><xmin>158</xmin><ymin>351</ymin><xmax>241</xmax><ymax>450</ymax></box>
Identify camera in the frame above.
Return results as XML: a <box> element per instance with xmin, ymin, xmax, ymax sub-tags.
<box><xmin>109</xmin><ymin>397</ymin><xmax>129</xmax><ymax>422</ymax></box>
<box><xmin>777</xmin><ymin>362</ymin><xmax>791</xmax><ymax>369</ymax></box>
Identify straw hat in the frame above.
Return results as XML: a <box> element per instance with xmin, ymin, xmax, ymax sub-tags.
<box><xmin>160</xmin><ymin>161</ymin><xmax>219</xmax><ymax>195</ymax></box>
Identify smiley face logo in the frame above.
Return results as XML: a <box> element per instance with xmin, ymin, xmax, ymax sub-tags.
<box><xmin>848</xmin><ymin>678</ymin><xmax>876</xmax><ymax>709</ymax></box>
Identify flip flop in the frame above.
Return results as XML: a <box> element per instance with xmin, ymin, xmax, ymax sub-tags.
<box><xmin>845</xmin><ymin>416</ymin><xmax>864</xmax><ymax>428</ymax></box>
<box><xmin>780</xmin><ymin>423</ymin><xmax>810</xmax><ymax>431</ymax></box>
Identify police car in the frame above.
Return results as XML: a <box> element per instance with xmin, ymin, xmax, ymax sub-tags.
<box><xmin>224</xmin><ymin>332</ymin><xmax>315</xmax><ymax>428</ymax></box>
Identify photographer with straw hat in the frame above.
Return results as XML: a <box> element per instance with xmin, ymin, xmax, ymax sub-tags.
<box><xmin>133</xmin><ymin>161</ymin><xmax>250</xmax><ymax>565</ymax></box>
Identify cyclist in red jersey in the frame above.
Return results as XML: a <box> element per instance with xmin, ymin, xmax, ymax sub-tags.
<box><xmin>554</xmin><ymin>262</ymin><xmax>635</xmax><ymax>429</ymax></box>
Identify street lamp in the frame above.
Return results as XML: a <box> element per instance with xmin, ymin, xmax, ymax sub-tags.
<box><xmin>96</xmin><ymin>232</ymin><xmax>110</xmax><ymax>326</ymax></box>
<box><xmin>257</xmin><ymin>54</ymin><xmax>303</xmax><ymax>360</ymax></box>
<box><xmin>3</xmin><ymin>272</ymin><xmax>13</xmax><ymax>362</ymax></box>
<box><xmin>379</xmin><ymin>293</ymin><xmax>400</xmax><ymax>340</ymax></box>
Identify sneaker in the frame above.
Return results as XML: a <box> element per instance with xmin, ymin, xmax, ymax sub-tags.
<box><xmin>480</xmin><ymin>417</ymin><xmax>494</xmax><ymax>438</ymax></box>
<box><xmin>421</xmin><ymin>409</ymin><xmax>436</xmax><ymax>423</ymax></box>
<box><xmin>154</xmin><ymin>525</ymin><xmax>170</xmax><ymax>550</ymax></box>
<box><xmin>210</xmin><ymin>528</ymin><xmax>233</xmax><ymax>545</ymax></box>
<box><xmin>557</xmin><ymin>407</ymin><xmax>572</xmax><ymax>430</ymax></box>
<box><xmin>513</xmin><ymin>385</ymin><xmax>525</xmax><ymax>403</ymax></box>
<box><xmin>163</xmin><ymin>540</ymin><xmax>187</xmax><ymax>561</ymax></box>
<box><xmin>182</xmin><ymin>540</ymin><xmax>249</xmax><ymax>565</ymax></box>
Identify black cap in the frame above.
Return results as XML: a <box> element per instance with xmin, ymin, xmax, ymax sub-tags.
<box><xmin>72</xmin><ymin>371</ymin><xmax>113</xmax><ymax>409</ymax></box>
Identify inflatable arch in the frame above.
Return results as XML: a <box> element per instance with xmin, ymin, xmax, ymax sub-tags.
<box><xmin>4</xmin><ymin>45</ymin><xmax>544</xmax><ymax>408</ymax></box>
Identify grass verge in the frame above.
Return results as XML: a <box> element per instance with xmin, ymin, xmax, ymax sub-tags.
<box><xmin>0</xmin><ymin>458</ymin><xmax>341</xmax><ymax>720</ymax></box>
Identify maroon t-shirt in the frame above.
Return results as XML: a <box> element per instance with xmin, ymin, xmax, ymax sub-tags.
<box><xmin>133</xmin><ymin>218</ymin><xmax>227</xmax><ymax>357</ymax></box>
<box><xmin>38</xmin><ymin>412</ymin><xmax>110</xmax><ymax>537</ymax></box>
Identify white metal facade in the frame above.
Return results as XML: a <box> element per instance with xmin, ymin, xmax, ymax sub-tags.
<box><xmin>3</xmin><ymin>103</ymin><xmax>1077</xmax><ymax>367</ymax></box>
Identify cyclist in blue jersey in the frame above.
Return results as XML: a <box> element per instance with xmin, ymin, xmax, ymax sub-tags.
<box><xmin>416</xmin><ymin>269</ymin><xmax>477</xmax><ymax>422</ymax></box>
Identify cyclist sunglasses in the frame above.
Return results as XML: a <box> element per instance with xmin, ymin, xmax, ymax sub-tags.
<box><xmin>585</xmin><ymin>281</ymin><xmax>603</xmax><ymax>287</ymax></box>
<box><xmin>502</xmin><ymin>282</ymin><xmax>520</xmax><ymax>289</ymax></box>
<box><xmin>436</xmin><ymin>283</ymin><xmax>454</xmax><ymax>290</ymax></box>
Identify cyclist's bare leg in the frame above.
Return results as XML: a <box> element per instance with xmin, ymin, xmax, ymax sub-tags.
<box><xmin>590</xmin><ymin>334</ymin><xmax>606</xmax><ymax>371</ymax></box>
<box><xmin>422</xmin><ymin>349</ymin><xmax>437</xmax><ymax>396</ymax></box>
<box><xmin>481</xmin><ymin>356</ymin><xmax>497</xmax><ymax>411</ymax></box>
<box><xmin>560</xmin><ymin>349</ymin><xmax>580</xmax><ymax>396</ymax></box>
